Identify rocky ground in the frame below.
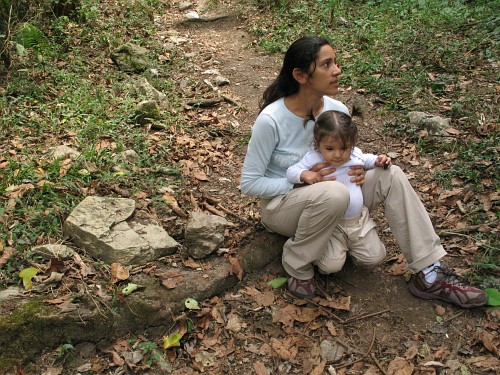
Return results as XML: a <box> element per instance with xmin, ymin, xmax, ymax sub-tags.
<box><xmin>2</xmin><ymin>0</ymin><xmax>498</xmax><ymax>374</ymax></box>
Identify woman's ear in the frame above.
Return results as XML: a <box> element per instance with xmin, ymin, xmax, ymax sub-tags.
<box><xmin>292</xmin><ymin>68</ymin><xmax>308</xmax><ymax>84</ymax></box>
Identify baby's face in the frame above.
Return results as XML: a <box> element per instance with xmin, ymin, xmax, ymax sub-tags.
<box><xmin>317</xmin><ymin>136</ymin><xmax>351</xmax><ymax>166</ymax></box>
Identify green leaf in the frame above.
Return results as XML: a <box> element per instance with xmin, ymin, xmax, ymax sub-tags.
<box><xmin>485</xmin><ymin>288</ymin><xmax>500</xmax><ymax>306</ymax></box>
<box><xmin>122</xmin><ymin>283</ymin><xmax>140</xmax><ymax>296</ymax></box>
<box><xmin>267</xmin><ymin>277</ymin><xmax>288</xmax><ymax>289</ymax></box>
<box><xmin>19</xmin><ymin>267</ymin><xmax>40</xmax><ymax>290</ymax></box>
<box><xmin>163</xmin><ymin>333</ymin><xmax>182</xmax><ymax>349</ymax></box>
<box><xmin>185</xmin><ymin>298</ymin><xmax>200</xmax><ymax>310</ymax></box>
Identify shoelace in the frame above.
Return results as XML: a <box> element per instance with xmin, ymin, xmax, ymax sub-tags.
<box><xmin>434</xmin><ymin>266</ymin><xmax>466</xmax><ymax>287</ymax></box>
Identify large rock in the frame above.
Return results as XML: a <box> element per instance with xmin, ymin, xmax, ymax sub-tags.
<box><xmin>407</xmin><ymin>111</ymin><xmax>451</xmax><ymax>136</ymax></box>
<box><xmin>185</xmin><ymin>212</ymin><xmax>228</xmax><ymax>259</ymax></box>
<box><xmin>63</xmin><ymin>196</ymin><xmax>179</xmax><ymax>265</ymax></box>
<box><xmin>135</xmin><ymin>77</ymin><xmax>168</xmax><ymax>108</ymax></box>
<box><xmin>111</xmin><ymin>43</ymin><xmax>151</xmax><ymax>73</ymax></box>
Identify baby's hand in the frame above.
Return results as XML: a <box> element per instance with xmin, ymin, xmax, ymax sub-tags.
<box><xmin>376</xmin><ymin>155</ymin><xmax>392</xmax><ymax>169</ymax></box>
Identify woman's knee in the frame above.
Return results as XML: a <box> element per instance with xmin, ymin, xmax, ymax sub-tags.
<box><xmin>316</xmin><ymin>182</ymin><xmax>350</xmax><ymax>211</ymax></box>
<box><xmin>352</xmin><ymin>245</ymin><xmax>386</xmax><ymax>267</ymax></box>
<box><xmin>316</xmin><ymin>259</ymin><xmax>345</xmax><ymax>274</ymax></box>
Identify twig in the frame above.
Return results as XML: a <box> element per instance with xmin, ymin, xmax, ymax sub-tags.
<box><xmin>222</xmin><ymin>94</ymin><xmax>242</xmax><ymax>108</ymax></box>
<box><xmin>370</xmin><ymin>353</ymin><xmax>389</xmax><ymax>375</ymax></box>
<box><xmin>443</xmin><ymin>310</ymin><xmax>465</xmax><ymax>323</ymax></box>
<box><xmin>202</xmin><ymin>201</ymin><xmax>226</xmax><ymax>217</ymax></box>
<box><xmin>343</xmin><ymin>309</ymin><xmax>390</xmax><ymax>324</ymax></box>
<box><xmin>437</xmin><ymin>220</ymin><xmax>498</xmax><ymax>237</ymax></box>
<box><xmin>216</xmin><ymin>204</ymin><xmax>253</xmax><ymax>224</ymax></box>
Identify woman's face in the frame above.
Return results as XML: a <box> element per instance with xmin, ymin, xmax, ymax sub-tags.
<box><xmin>307</xmin><ymin>44</ymin><xmax>342</xmax><ymax>96</ymax></box>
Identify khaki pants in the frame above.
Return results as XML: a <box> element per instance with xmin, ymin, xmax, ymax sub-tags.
<box><xmin>314</xmin><ymin>206</ymin><xmax>386</xmax><ymax>274</ymax></box>
<box><xmin>261</xmin><ymin>166</ymin><xmax>447</xmax><ymax>280</ymax></box>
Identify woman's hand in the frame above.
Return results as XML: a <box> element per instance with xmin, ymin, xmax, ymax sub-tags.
<box><xmin>299</xmin><ymin>162</ymin><xmax>337</xmax><ymax>185</ymax></box>
<box><xmin>348</xmin><ymin>165</ymin><xmax>365</xmax><ymax>186</ymax></box>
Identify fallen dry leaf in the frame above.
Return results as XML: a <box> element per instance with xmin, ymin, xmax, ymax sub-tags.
<box><xmin>387</xmin><ymin>356</ymin><xmax>414</xmax><ymax>375</ymax></box>
<box><xmin>253</xmin><ymin>361</ymin><xmax>270</xmax><ymax>375</ymax></box>
<box><xmin>111</xmin><ymin>263</ymin><xmax>130</xmax><ymax>284</ymax></box>
<box><xmin>226</xmin><ymin>255</ymin><xmax>244</xmax><ymax>280</ymax></box>
<box><xmin>0</xmin><ymin>246</ymin><xmax>13</xmax><ymax>269</ymax></box>
<box><xmin>156</xmin><ymin>269</ymin><xmax>185</xmax><ymax>289</ymax></box>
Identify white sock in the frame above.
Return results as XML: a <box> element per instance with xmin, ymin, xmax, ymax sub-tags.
<box><xmin>421</xmin><ymin>261</ymin><xmax>441</xmax><ymax>284</ymax></box>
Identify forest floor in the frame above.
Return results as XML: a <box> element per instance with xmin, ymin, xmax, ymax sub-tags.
<box><xmin>5</xmin><ymin>0</ymin><xmax>499</xmax><ymax>374</ymax></box>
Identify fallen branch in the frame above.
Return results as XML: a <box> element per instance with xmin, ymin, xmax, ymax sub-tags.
<box><xmin>437</xmin><ymin>220</ymin><xmax>498</xmax><ymax>237</ymax></box>
<box><xmin>202</xmin><ymin>201</ymin><xmax>226</xmax><ymax>217</ymax></box>
<box><xmin>187</xmin><ymin>97</ymin><xmax>223</xmax><ymax>108</ymax></box>
<box><xmin>216</xmin><ymin>204</ymin><xmax>253</xmax><ymax>224</ymax></box>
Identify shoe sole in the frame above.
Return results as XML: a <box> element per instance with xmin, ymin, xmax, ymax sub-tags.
<box><xmin>408</xmin><ymin>284</ymin><xmax>487</xmax><ymax>309</ymax></box>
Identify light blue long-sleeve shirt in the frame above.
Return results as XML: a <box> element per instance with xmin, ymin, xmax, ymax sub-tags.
<box><xmin>240</xmin><ymin>96</ymin><xmax>349</xmax><ymax>199</ymax></box>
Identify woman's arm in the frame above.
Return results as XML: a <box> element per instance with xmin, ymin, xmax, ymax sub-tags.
<box><xmin>240</xmin><ymin>116</ymin><xmax>294</xmax><ymax>198</ymax></box>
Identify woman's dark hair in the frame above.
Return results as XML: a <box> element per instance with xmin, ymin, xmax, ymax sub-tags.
<box><xmin>313</xmin><ymin>110</ymin><xmax>357</xmax><ymax>149</ymax></box>
<box><xmin>259</xmin><ymin>35</ymin><xmax>332</xmax><ymax>112</ymax></box>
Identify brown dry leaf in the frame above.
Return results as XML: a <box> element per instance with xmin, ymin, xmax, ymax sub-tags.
<box><xmin>254</xmin><ymin>290</ymin><xmax>275</xmax><ymax>307</ymax></box>
<box><xmin>110</xmin><ymin>351</ymin><xmax>125</xmax><ymax>367</ymax></box>
<box><xmin>176</xmin><ymin>135</ymin><xmax>196</xmax><ymax>147</ymax></box>
<box><xmin>387</xmin><ymin>356</ymin><xmax>414</xmax><ymax>375</ymax></box>
<box><xmin>270</xmin><ymin>337</ymin><xmax>298</xmax><ymax>360</ymax></box>
<box><xmin>387</xmin><ymin>254</ymin><xmax>409</xmax><ymax>276</ymax></box>
<box><xmin>111</xmin><ymin>263</ymin><xmax>130</xmax><ymax>284</ymax></box>
<box><xmin>437</xmin><ymin>188</ymin><xmax>464</xmax><ymax>207</ymax></box>
<box><xmin>273</xmin><ymin>304</ymin><xmax>301</xmax><ymax>331</ymax></box>
<box><xmin>134</xmin><ymin>191</ymin><xmax>148</xmax><ymax>199</ymax></box>
<box><xmin>478</xmin><ymin>329</ymin><xmax>499</xmax><ymax>357</ymax></box>
<box><xmin>0</xmin><ymin>159</ymin><xmax>9</xmax><ymax>169</ymax></box>
<box><xmin>0</xmin><ymin>246</ymin><xmax>13</xmax><ymax>269</ymax></box>
<box><xmin>444</xmin><ymin>127</ymin><xmax>461</xmax><ymax>136</ymax></box>
<box><xmin>183</xmin><ymin>258</ymin><xmax>202</xmax><ymax>269</ymax></box>
<box><xmin>404</xmin><ymin>344</ymin><xmax>419</xmax><ymax>360</ymax></box>
<box><xmin>36</xmin><ymin>180</ymin><xmax>53</xmax><ymax>188</ymax></box>
<box><xmin>318</xmin><ymin>295</ymin><xmax>351</xmax><ymax>311</ymax></box>
<box><xmin>226</xmin><ymin>312</ymin><xmax>246</xmax><ymax>332</ymax></box>
<box><xmin>253</xmin><ymin>361</ymin><xmax>270</xmax><ymax>375</ymax></box>
<box><xmin>310</xmin><ymin>360</ymin><xmax>327</xmax><ymax>375</ymax></box>
<box><xmin>479</xmin><ymin>192</ymin><xmax>493</xmax><ymax>212</ymax></box>
<box><xmin>161</xmin><ymin>191</ymin><xmax>188</xmax><ymax>218</ymax></box>
<box><xmin>73</xmin><ymin>252</ymin><xmax>94</xmax><ymax>277</ymax></box>
<box><xmin>226</xmin><ymin>255</ymin><xmax>244</xmax><ymax>280</ymax></box>
<box><xmin>96</xmin><ymin>140</ymin><xmax>117</xmax><ymax>150</ymax></box>
<box><xmin>194</xmin><ymin>170</ymin><xmax>209</xmax><ymax>181</ymax></box>
<box><xmin>200</xmin><ymin>325</ymin><xmax>222</xmax><ymax>347</ymax></box>
<box><xmin>295</xmin><ymin>307</ymin><xmax>322</xmax><ymax>323</ymax></box>
<box><xmin>326</xmin><ymin>321</ymin><xmax>337</xmax><ymax>336</ymax></box>
<box><xmin>241</xmin><ymin>285</ymin><xmax>261</xmax><ymax>297</ymax></box>
<box><xmin>113</xmin><ymin>338</ymin><xmax>129</xmax><ymax>353</ymax></box>
<box><xmin>59</xmin><ymin>158</ymin><xmax>73</xmax><ymax>177</ymax></box>
<box><xmin>156</xmin><ymin>269</ymin><xmax>185</xmax><ymax>289</ymax></box>
<box><xmin>465</xmin><ymin>355</ymin><xmax>500</xmax><ymax>369</ymax></box>
<box><xmin>6</xmin><ymin>183</ymin><xmax>35</xmax><ymax>199</ymax></box>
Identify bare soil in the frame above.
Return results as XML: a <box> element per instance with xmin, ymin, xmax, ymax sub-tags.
<box><xmin>8</xmin><ymin>1</ymin><xmax>499</xmax><ymax>374</ymax></box>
